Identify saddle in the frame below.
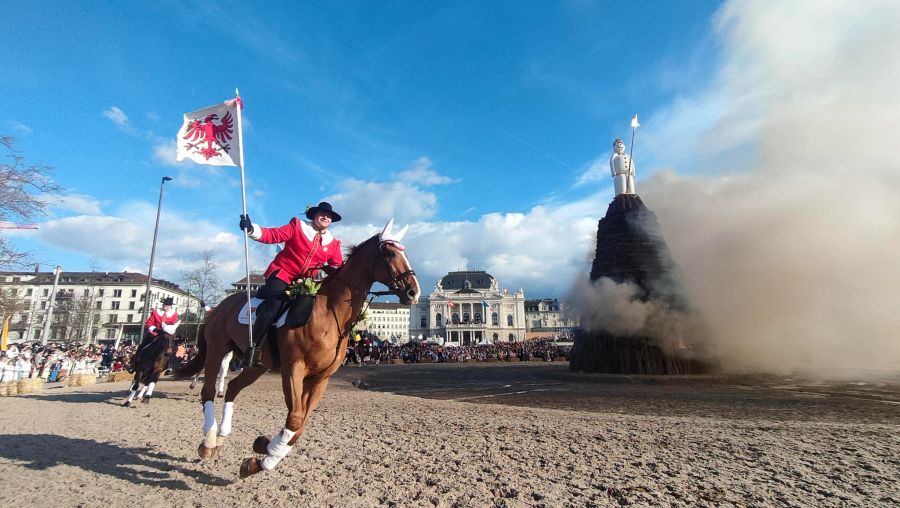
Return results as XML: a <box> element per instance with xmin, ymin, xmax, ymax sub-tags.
<box><xmin>238</xmin><ymin>295</ymin><xmax>316</xmax><ymax>329</ymax></box>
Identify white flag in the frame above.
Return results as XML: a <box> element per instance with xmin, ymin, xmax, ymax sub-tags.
<box><xmin>175</xmin><ymin>97</ymin><xmax>243</xmax><ymax>167</ymax></box>
<box><xmin>630</xmin><ymin>114</ymin><xmax>640</xmax><ymax>129</ymax></box>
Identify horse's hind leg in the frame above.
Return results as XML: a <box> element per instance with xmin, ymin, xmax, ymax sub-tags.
<box><xmin>198</xmin><ymin>353</ymin><xmax>226</xmax><ymax>459</ymax></box>
<box><xmin>215</xmin><ymin>364</ymin><xmax>267</xmax><ymax>450</ymax></box>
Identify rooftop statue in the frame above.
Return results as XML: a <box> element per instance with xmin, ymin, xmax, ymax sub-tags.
<box><xmin>609</xmin><ymin>138</ymin><xmax>636</xmax><ymax>196</ymax></box>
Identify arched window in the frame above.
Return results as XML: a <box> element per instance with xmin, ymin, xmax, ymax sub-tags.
<box><xmin>463</xmin><ymin>312</ymin><xmax>470</xmax><ymax>323</ymax></box>
<box><xmin>508</xmin><ymin>333</ymin><xmax>516</xmax><ymax>341</ymax></box>
<box><xmin>452</xmin><ymin>313</ymin><xmax>459</xmax><ymax>324</ymax></box>
<box><xmin>491</xmin><ymin>312</ymin><xmax>498</xmax><ymax>325</ymax></box>
<box><xmin>435</xmin><ymin>313</ymin><xmax>442</xmax><ymax>327</ymax></box>
<box><xmin>474</xmin><ymin>312</ymin><xmax>482</xmax><ymax>324</ymax></box>
<box><xmin>507</xmin><ymin>314</ymin><xmax>513</xmax><ymax>326</ymax></box>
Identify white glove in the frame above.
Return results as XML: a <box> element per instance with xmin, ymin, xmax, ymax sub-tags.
<box><xmin>148</xmin><ymin>326</ymin><xmax>157</xmax><ymax>333</ymax></box>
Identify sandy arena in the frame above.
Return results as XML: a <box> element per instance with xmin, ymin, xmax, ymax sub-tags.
<box><xmin>0</xmin><ymin>363</ymin><xmax>898</xmax><ymax>507</ymax></box>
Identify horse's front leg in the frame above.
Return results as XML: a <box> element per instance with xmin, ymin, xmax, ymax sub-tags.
<box><xmin>123</xmin><ymin>377</ymin><xmax>141</xmax><ymax>407</ymax></box>
<box><xmin>241</xmin><ymin>362</ymin><xmax>324</xmax><ymax>478</ymax></box>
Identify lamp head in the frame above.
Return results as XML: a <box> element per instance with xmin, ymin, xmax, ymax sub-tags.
<box><xmin>163</xmin><ymin>176</ymin><xmax>173</xmax><ymax>182</ymax></box>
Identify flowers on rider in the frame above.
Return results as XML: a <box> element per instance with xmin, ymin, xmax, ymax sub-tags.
<box><xmin>285</xmin><ymin>277</ymin><xmax>320</xmax><ymax>298</ymax></box>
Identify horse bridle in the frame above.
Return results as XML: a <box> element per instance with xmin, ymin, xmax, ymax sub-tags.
<box><xmin>369</xmin><ymin>242</ymin><xmax>416</xmax><ymax>297</ymax></box>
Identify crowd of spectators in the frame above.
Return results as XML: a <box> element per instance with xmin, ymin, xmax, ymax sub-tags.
<box><xmin>2</xmin><ymin>336</ymin><xmax>570</xmax><ymax>382</ymax></box>
<box><xmin>345</xmin><ymin>338</ymin><xmax>571</xmax><ymax>366</ymax></box>
<box><xmin>0</xmin><ymin>340</ymin><xmax>150</xmax><ymax>383</ymax></box>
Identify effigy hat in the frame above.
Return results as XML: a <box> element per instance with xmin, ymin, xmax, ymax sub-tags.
<box><xmin>162</xmin><ymin>297</ymin><xmax>174</xmax><ymax>306</ymax></box>
<box><xmin>305</xmin><ymin>201</ymin><xmax>342</xmax><ymax>222</ymax></box>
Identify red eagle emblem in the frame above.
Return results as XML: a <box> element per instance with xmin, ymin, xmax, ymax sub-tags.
<box><xmin>182</xmin><ymin>112</ymin><xmax>234</xmax><ymax>160</ymax></box>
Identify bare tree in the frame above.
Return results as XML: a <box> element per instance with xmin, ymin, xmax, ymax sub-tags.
<box><xmin>181</xmin><ymin>249</ymin><xmax>224</xmax><ymax>307</ymax></box>
<box><xmin>179</xmin><ymin>250</ymin><xmax>224</xmax><ymax>342</ymax></box>
<box><xmin>0</xmin><ymin>136</ymin><xmax>63</xmax><ymax>270</ymax></box>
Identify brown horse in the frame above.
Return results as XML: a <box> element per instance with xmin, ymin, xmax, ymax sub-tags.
<box><xmin>123</xmin><ymin>332</ymin><xmax>172</xmax><ymax>407</ymax></box>
<box><xmin>175</xmin><ymin>219</ymin><xmax>419</xmax><ymax>477</ymax></box>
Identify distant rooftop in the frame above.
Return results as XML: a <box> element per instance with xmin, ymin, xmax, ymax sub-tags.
<box><xmin>439</xmin><ymin>271</ymin><xmax>494</xmax><ymax>291</ymax></box>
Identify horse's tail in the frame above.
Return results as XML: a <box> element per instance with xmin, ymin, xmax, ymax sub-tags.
<box><xmin>173</xmin><ymin>325</ymin><xmax>207</xmax><ymax>380</ymax></box>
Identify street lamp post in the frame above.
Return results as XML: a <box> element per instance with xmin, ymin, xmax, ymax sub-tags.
<box><xmin>140</xmin><ymin>176</ymin><xmax>173</xmax><ymax>340</ymax></box>
<box><xmin>40</xmin><ymin>266</ymin><xmax>62</xmax><ymax>345</ymax></box>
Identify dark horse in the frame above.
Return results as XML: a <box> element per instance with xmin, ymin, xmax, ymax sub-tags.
<box><xmin>175</xmin><ymin>219</ymin><xmax>419</xmax><ymax>477</ymax></box>
<box><xmin>123</xmin><ymin>332</ymin><xmax>172</xmax><ymax>407</ymax></box>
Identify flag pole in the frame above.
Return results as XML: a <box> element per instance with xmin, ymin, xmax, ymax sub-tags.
<box><xmin>234</xmin><ymin>87</ymin><xmax>254</xmax><ymax>352</ymax></box>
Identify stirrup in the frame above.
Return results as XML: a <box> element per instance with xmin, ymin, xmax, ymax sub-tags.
<box><xmin>244</xmin><ymin>343</ymin><xmax>263</xmax><ymax>367</ymax></box>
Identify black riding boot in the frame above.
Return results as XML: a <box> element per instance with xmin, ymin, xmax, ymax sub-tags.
<box><xmin>245</xmin><ymin>297</ymin><xmax>281</xmax><ymax>367</ymax></box>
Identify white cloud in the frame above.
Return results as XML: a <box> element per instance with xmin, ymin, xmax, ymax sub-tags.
<box><xmin>394</xmin><ymin>157</ymin><xmax>453</xmax><ymax>186</ymax></box>
<box><xmin>102</xmin><ymin>106</ymin><xmax>130</xmax><ymax>129</ymax></box>
<box><xmin>10</xmin><ymin>121</ymin><xmax>32</xmax><ymax>134</ymax></box>
<box><xmin>325</xmin><ymin>178</ymin><xmax>440</xmax><ymax>226</ymax></box>
<box><xmin>34</xmin><ymin>200</ymin><xmax>262</xmax><ymax>288</ymax></box>
<box><xmin>47</xmin><ymin>194</ymin><xmax>104</xmax><ymax>215</ymax></box>
<box><xmin>332</xmin><ymin>194</ymin><xmax>603</xmax><ymax>298</ymax></box>
<box><xmin>153</xmin><ymin>140</ymin><xmax>181</xmax><ymax>167</ymax></box>
<box><xmin>573</xmin><ymin>155</ymin><xmax>608</xmax><ymax>187</ymax></box>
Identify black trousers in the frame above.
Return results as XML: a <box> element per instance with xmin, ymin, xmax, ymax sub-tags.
<box><xmin>251</xmin><ymin>272</ymin><xmax>289</xmax><ymax>346</ymax></box>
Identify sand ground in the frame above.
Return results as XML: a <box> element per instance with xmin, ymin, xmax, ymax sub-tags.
<box><xmin>0</xmin><ymin>363</ymin><xmax>898</xmax><ymax>507</ymax></box>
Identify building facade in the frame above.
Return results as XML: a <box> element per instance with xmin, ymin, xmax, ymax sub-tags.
<box><xmin>524</xmin><ymin>298</ymin><xmax>579</xmax><ymax>340</ymax></box>
<box><xmin>362</xmin><ymin>301</ymin><xmax>411</xmax><ymax>344</ymax></box>
<box><xmin>409</xmin><ymin>270</ymin><xmax>526</xmax><ymax>345</ymax></box>
<box><xmin>0</xmin><ymin>270</ymin><xmax>201</xmax><ymax>344</ymax></box>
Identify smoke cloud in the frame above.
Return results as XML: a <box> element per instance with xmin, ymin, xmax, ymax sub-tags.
<box><xmin>618</xmin><ymin>0</ymin><xmax>900</xmax><ymax>378</ymax></box>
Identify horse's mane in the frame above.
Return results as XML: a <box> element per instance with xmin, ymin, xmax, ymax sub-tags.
<box><xmin>344</xmin><ymin>233</ymin><xmax>379</xmax><ymax>260</ymax></box>
<box><xmin>318</xmin><ymin>234</ymin><xmax>379</xmax><ymax>291</ymax></box>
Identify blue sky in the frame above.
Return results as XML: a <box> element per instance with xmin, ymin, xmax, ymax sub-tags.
<box><xmin>6</xmin><ymin>0</ymin><xmax>894</xmax><ymax>313</ymax></box>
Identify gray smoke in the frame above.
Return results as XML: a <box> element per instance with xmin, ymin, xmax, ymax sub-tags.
<box><xmin>637</xmin><ymin>1</ymin><xmax>900</xmax><ymax>378</ymax></box>
<box><xmin>567</xmin><ymin>276</ymin><xmax>707</xmax><ymax>358</ymax></box>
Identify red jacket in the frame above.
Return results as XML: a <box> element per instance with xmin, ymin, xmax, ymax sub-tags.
<box><xmin>145</xmin><ymin>308</ymin><xmax>180</xmax><ymax>336</ymax></box>
<box><xmin>250</xmin><ymin>217</ymin><xmax>343</xmax><ymax>284</ymax></box>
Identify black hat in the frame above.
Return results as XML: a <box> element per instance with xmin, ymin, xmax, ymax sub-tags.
<box><xmin>162</xmin><ymin>297</ymin><xmax>174</xmax><ymax>306</ymax></box>
<box><xmin>305</xmin><ymin>201</ymin><xmax>342</xmax><ymax>222</ymax></box>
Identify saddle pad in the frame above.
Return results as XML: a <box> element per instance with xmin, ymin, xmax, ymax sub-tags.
<box><xmin>237</xmin><ymin>297</ymin><xmax>289</xmax><ymax>328</ymax></box>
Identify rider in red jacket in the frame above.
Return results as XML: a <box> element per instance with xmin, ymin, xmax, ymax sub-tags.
<box><xmin>128</xmin><ymin>297</ymin><xmax>179</xmax><ymax>372</ymax></box>
<box><xmin>239</xmin><ymin>201</ymin><xmax>344</xmax><ymax>366</ymax></box>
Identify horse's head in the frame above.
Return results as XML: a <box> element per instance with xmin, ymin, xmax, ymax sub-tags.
<box><xmin>373</xmin><ymin>219</ymin><xmax>420</xmax><ymax>305</ymax></box>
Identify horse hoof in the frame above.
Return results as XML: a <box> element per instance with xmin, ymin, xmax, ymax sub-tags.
<box><xmin>239</xmin><ymin>457</ymin><xmax>263</xmax><ymax>478</ymax></box>
<box><xmin>217</xmin><ymin>391</ymin><xmax>224</xmax><ymax>398</ymax></box>
<box><xmin>141</xmin><ymin>397</ymin><xmax>150</xmax><ymax>404</ymax></box>
<box><xmin>252</xmin><ymin>436</ymin><xmax>270</xmax><ymax>455</ymax></box>
<box><xmin>122</xmin><ymin>401</ymin><xmax>131</xmax><ymax>408</ymax></box>
<box><xmin>198</xmin><ymin>443</ymin><xmax>218</xmax><ymax>460</ymax></box>
<box><xmin>189</xmin><ymin>381</ymin><xmax>197</xmax><ymax>389</ymax></box>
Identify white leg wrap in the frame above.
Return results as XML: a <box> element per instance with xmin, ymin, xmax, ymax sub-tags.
<box><xmin>203</xmin><ymin>400</ymin><xmax>217</xmax><ymax>434</ymax></box>
<box><xmin>219</xmin><ymin>401</ymin><xmax>234</xmax><ymax>437</ymax></box>
<box><xmin>203</xmin><ymin>404</ymin><xmax>219</xmax><ymax>449</ymax></box>
<box><xmin>137</xmin><ymin>386</ymin><xmax>148</xmax><ymax>399</ymax></box>
<box><xmin>126</xmin><ymin>390</ymin><xmax>137</xmax><ymax>403</ymax></box>
<box><xmin>146</xmin><ymin>382</ymin><xmax>156</xmax><ymax>396</ymax></box>
<box><xmin>260</xmin><ymin>428</ymin><xmax>296</xmax><ymax>471</ymax></box>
